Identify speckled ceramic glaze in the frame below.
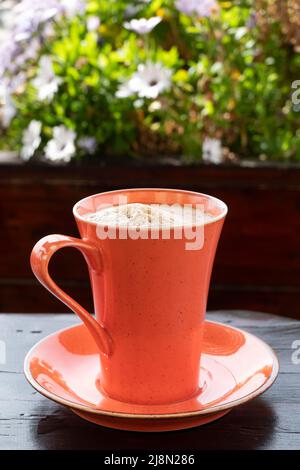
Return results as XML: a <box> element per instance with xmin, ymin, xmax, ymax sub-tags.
<box><xmin>30</xmin><ymin>189</ymin><xmax>227</xmax><ymax>405</ymax></box>
<box><xmin>24</xmin><ymin>321</ymin><xmax>279</xmax><ymax>432</ymax></box>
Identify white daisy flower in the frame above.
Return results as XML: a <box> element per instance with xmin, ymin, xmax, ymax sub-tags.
<box><xmin>45</xmin><ymin>125</ymin><xmax>76</xmax><ymax>162</ymax></box>
<box><xmin>32</xmin><ymin>56</ymin><xmax>62</xmax><ymax>101</ymax></box>
<box><xmin>87</xmin><ymin>16</ymin><xmax>100</xmax><ymax>32</ymax></box>
<box><xmin>78</xmin><ymin>136</ymin><xmax>97</xmax><ymax>154</ymax></box>
<box><xmin>21</xmin><ymin>120</ymin><xmax>42</xmax><ymax>161</ymax></box>
<box><xmin>116</xmin><ymin>62</ymin><xmax>172</xmax><ymax>100</ymax></box>
<box><xmin>124</xmin><ymin>16</ymin><xmax>161</xmax><ymax>35</ymax></box>
<box><xmin>202</xmin><ymin>137</ymin><xmax>224</xmax><ymax>164</ymax></box>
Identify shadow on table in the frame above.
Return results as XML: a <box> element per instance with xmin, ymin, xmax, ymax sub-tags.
<box><xmin>32</xmin><ymin>398</ymin><xmax>277</xmax><ymax>450</ymax></box>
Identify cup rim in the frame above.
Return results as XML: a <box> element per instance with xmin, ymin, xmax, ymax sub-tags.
<box><xmin>73</xmin><ymin>188</ymin><xmax>228</xmax><ymax>227</ymax></box>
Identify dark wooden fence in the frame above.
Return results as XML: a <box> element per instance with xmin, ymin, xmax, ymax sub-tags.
<box><xmin>1</xmin><ymin>161</ymin><xmax>300</xmax><ymax>318</ymax></box>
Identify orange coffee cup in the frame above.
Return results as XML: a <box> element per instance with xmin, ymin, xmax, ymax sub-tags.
<box><xmin>31</xmin><ymin>188</ymin><xmax>227</xmax><ymax>405</ymax></box>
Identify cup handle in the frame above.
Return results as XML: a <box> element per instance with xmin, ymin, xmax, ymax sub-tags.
<box><xmin>30</xmin><ymin>234</ymin><xmax>112</xmax><ymax>357</ymax></box>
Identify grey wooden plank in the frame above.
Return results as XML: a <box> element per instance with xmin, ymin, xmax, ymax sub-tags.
<box><xmin>1</xmin><ymin>398</ymin><xmax>300</xmax><ymax>450</ymax></box>
<box><xmin>0</xmin><ymin>311</ymin><xmax>299</xmax><ymax>450</ymax></box>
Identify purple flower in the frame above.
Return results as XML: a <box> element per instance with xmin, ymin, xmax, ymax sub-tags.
<box><xmin>78</xmin><ymin>136</ymin><xmax>97</xmax><ymax>154</ymax></box>
<box><xmin>0</xmin><ymin>0</ymin><xmax>86</xmax><ymax>78</ymax></box>
<box><xmin>0</xmin><ymin>40</ymin><xmax>21</xmax><ymax>77</ymax></box>
<box><xmin>0</xmin><ymin>1</ymin><xmax>61</xmax><ymax>78</ymax></box>
<box><xmin>9</xmin><ymin>72</ymin><xmax>27</xmax><ymax>93</ymax></box>
<box><xmin>60</xmin><ymin>0</ymin><xmax>86</xmax><ymax>18</ymax></box>
<box><xmin>13</xmin><ymin>0</ymin><xmax>62</xmax><ymax>41</ymax></box>
<box><xmin>175</xmin><ymin>0</ymin><xmax>218</xmax><ymax>17</ymax></box>
<box><xmin>247</xmin><ymin>12</ymin><xmax>257</xmax><ymax>30</ymax></box>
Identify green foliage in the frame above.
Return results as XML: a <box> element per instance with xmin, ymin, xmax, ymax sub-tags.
<box><xmin>1</xmin><ymin>0</ymin><xmax>300</xmax><ymax>162</ymax></box>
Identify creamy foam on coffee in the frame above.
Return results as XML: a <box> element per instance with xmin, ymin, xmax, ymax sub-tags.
<box><xmin>82</xmin><ymin>203</ymin><xmax>213</xmax><ymax>227</ymax></box>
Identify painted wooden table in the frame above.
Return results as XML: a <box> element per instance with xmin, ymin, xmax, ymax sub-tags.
<box><xmin>0</xmin><ymin>311</ymin><xmax>299</xmax><ymax>450</ymax></box>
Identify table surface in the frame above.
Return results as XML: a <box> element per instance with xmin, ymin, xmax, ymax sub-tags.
<box><xmin>0</xmin><ymin>310</ymin><xmax>299</xmax><ymax>450</ymax></box>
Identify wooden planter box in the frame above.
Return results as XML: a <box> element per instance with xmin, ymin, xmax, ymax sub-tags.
<box><xmin>1</xmin><ymin>159</ymin><xmax>300</xmax><ymax>318</ymax></box>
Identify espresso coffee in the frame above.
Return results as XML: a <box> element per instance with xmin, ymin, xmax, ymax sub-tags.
<box><xmin>82</xmin><ymin>203</ymin><xmax>214</xmax><ymax>227</ymax></box>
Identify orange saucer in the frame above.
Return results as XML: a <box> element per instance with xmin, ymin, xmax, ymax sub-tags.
<box><xmin>24</xmin><ymin>321</ymin><xmax>279</xmax><ymax>432</ymax></box>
